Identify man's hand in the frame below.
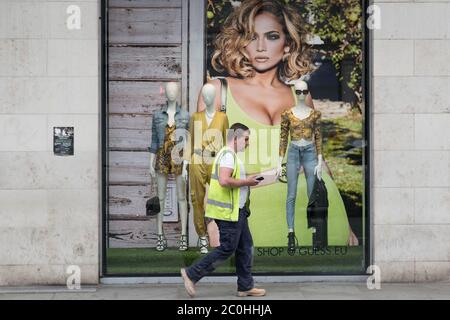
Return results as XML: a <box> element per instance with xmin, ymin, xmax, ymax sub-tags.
<box><xmin>245</xmin><ymin>175</ymin><xmax>261</xmax><ymax>187</ymax></box>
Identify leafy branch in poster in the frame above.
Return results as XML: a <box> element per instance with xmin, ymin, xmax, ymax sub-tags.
<box><xmin>306</xmin><ymin>0</ymin><xmax>363</xmax><ymax>111</ymax></box>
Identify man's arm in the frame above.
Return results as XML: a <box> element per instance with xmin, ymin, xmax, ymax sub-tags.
<box><xmin>218</xmin><ymin>167</ymin><xmax>259</xmax><ymax>188</ymax></box>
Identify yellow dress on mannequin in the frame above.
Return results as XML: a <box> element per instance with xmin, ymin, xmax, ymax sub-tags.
<box><xmin>189</xmin><ymin>111</ymin><xmax>229</xmax><ymax>237</ymax></box>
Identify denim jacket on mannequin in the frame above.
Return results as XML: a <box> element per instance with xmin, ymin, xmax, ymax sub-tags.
<box><xmin>149</xmin><ymin>102</ymin><xmax>190</xmax><ymax>154</ymax></box>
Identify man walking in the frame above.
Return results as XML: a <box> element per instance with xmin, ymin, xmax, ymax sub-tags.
<box><xmin>181</xmin><ymin>123</ymin><xmax>266</xmax><ymax>298</ymax></box>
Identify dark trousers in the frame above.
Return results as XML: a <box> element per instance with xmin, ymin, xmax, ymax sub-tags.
<box><xmin>186</xmin><ymin>208</ymin><xmax>254</xmax><ymax>291</ymax></box>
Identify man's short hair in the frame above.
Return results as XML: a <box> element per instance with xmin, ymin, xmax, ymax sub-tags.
<box><xmin>227</xmin><ymin>123</ymin><xmax>250</xmax><ymax>142</ymax></box>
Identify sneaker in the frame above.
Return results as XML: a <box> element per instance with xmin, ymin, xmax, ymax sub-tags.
<box><xmin>156</xmin><ymin>234</ymin><xmax>167</xmax><ymax>252</ymax></box>
<box><xmin>199</xmin><ymin>236</ymin><xmax>208</xmax><ymax>254</ymax></box>
<box><xmin>237</xmin><ymin>287</ymin><xmax>266</xmax><ymax>297</ymax></box>
<box><xmin>180</xmin><ymin>268</ymin><xmax>195</xmax><ymax>298</ymax></box>
<box><xmin>179</xmin><ymin>235</ymin><xmax>188</xmax><ymax>251</ymax></box>
<box><xmin>287</xmin><ymin>232</ymin><xmax>298</xmax><ymax>256</ymax></box>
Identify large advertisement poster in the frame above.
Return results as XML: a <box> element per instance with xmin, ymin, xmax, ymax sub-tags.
<box><xmin>106</xmin><ymin>0</ymin><xmax>367</xmax><ymax>275</ymax></box>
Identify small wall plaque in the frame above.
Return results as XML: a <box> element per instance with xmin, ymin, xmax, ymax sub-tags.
<box><xmin>53</xmin><ymin>127</ymin><xmax>74</xmax><ymax>156</ymax></box>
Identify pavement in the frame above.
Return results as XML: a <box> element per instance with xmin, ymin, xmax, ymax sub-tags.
<box><xmin>1</xmin><ymin>282</ymin><xmax>450</xmax><ymax>300</ymax></box>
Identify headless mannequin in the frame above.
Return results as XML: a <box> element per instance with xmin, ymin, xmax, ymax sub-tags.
<box><xmin>276</xmin><ymin>80</ymin><xmax>323</xmax><ymax>233</ymax></box>
<box><xmin>149</xmin><ymin>82</ymin><xmax>189</xmax><ymax>247</ymax></box>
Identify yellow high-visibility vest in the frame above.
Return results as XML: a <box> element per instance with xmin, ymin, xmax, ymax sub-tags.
<box><xmin>205</xmin><ymin>146</ymin><xmax>241</xmax><ymax>222</ymax></box>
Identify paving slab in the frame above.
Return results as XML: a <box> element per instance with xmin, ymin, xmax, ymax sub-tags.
<box><xmin>0</xmin><ymin>283</ymin><xmax>449</xmax><ymax>300</ymax></box>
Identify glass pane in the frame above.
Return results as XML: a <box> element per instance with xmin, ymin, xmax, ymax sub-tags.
<box><xmin>105</xmin><ymin>0</ymin><xmax>368</xmax><ymax>276</ymax></box>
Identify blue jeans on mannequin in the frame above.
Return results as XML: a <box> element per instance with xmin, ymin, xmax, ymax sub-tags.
<box><xmin>286</xmin><ymin>143</ymin><xmax>318</xmax><ymax>230</ymax></box>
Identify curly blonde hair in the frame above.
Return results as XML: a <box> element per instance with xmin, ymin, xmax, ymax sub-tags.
<box><xmin>211</xmin><ymin>0</ymin><xmax>313</xmax><ymax>81</ymax></box>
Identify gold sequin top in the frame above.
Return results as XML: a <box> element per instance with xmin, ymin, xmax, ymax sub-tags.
<box><xmin>279</xmin><ymin>108</ymin><xmax>323</xmax><ymax>157</ymax></box>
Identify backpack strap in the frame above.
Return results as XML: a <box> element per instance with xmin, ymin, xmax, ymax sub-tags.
<box><xmin>218</xmin><ymin>77</ymin><xmax>228</xmax><ymax>112</ymax></box>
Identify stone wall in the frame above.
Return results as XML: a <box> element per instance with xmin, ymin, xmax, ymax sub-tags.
<box><xmin>0</xmin><ymin>0</ymin><xmax>449</xmax><ymax>285</ymax></box>
<box><xmin>373</xmin><ymin>0</ymin><xmax>450</xmax><ymax>282</ymax></box>
<box><xmin>0</xmin><ymin>0</ymin><xmax>100</xmax><ymax>285</ymax></box>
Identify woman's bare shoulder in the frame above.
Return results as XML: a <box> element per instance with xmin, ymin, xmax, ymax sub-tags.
<box><xmin>208</xmin><ymin>78</ymin><xmax>222</xmax><ymax>88</ymax></box>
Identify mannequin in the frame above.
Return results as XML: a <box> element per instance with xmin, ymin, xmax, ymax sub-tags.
<box><xmin>149</xmin><ymin>82</ymin><xmax>189</xmax><ymax>251</ymax></box>
<box><xmin>277</xmin><ymin>80</ymin><xmax>323</xmax><ymax>179</ymax></box>
<box><xmin>189</xmin><ymin>83</ymin><xmax>229</xmax><ymax>254</ymax></box>
<box><xmin>277</xmin><ymin>79</ymin><xmax>323</xmax><ymax>254</ymax></box>
<box><xmin>203</xmin><ymin>84</ymin><xmax>215</xmax><ymax>127</ymax></box>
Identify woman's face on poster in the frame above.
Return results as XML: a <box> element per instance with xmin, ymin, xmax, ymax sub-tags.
<box><xmin>244</xmin><ymin>12</ymin><xmax>287</xmax><ymax>73</ymax></box>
